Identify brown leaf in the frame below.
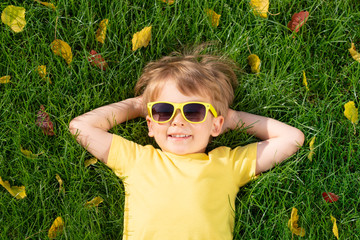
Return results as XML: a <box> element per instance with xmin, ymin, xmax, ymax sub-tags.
<box><xmin>88</xmin><ymin>50</ymin><xmax>108</xmax><ymax>70</ymax></box>
<box><xmin>36</xmin><ymin>105</ymin><xmax>55</xmax><ymax>136</ymax></box>
<box><xmin>288</xmin><ymin>11</ymin><xmax>309</xmax><ymax>33</ymax></box>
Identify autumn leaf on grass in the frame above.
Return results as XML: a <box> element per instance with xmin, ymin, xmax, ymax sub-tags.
<box><xmin>36</xmin><ymin>65</ymin><xmax>52</xmax><ymax>83</ymax></box>
<box><xmin>1</xmin><ymin>5</ymin><xmax>26</xmax><ymax>33</ymax></box>
<box><xmin>132</xmin><ymin>26</ymin><xmax>152</xmax><ymax>51</ymax></box>
<box><xmin>50</xmin><ymin>39</ymin><xmax>72</xmax><ymax>65</ymax></box>
<box><xmin>349</xmin><ymin>43</ymin><xmax>360</xmax><ymax>63</ymax></box>
<box><xmin>84</xmin><ymin>157</ymin><xmax>98</xmax><ymax>167</ymax></box>
<box><xmin>250</xmin><ymin>0</ymin><xmax>269</xmax><ymax>18</ymax></box>
<box><xmin>302</xmin><ymin>71</ymin><xmax>309</xmax><ymax>91</ymax></box>
<box><xmin>288</xmin><ymin>207</ymin><xmax>305</xmax><ymax>237</ymax></box>
<box><xmin>20</xmin><ymin>146</ymin><xmax>43</xmax><ymax>159</ymax></box>
<box><xmin>85</xmin><ymin>196</ymin><xmax>104</xmax><ymax>208</ymax></box>
<box><xmin>55</xmin><ymin>174</ymin><xmax>65</xmax><ymax>194</ymax></box>
<box><xmin>95</xmin><ymin>19</ymin><xmax>108</xmax><ymax>44</ymax></box>
<box><xmin>88</xmin><ymin>50</ymin><xmax>108</xmax><ymax>71</ymax></box>
<box><xmin>160</xmin><ymin>0</ymin><xmax>175</xmax><ymax>4</ymax></box>
<box><xmin>0</xmin><ymin>75</ymin><xmax>11</xmax><ymax>84</ymax></box>
<box><xmin>48</xmin><ymin>216</ymin><xmax>64</xmax><ymax>239</ymax></box>
<box><xmin>331</xmin><ymin>215</ymin><xmax>339</xmax><ymax>239</ymax></box>
<box><xmin>288</xmin><ymin>11</ymin><xmax>309</xmax><ymax>33</ymax></box>
<box><xmin>206</xmin><ymin>9</ymin><xmax>220</xmax><ymax>28</ymax></box>
<box><xmin>344</xmin><ymin>101</ymin><xmax>358</xmax><ymax>124</ymax></box>
<box><xmin>308</xmin><ymin>136</ymin><xmax>315</xmax><ymax>161</ymax></box>
<box><xmin>34</xmin><ymin>0</ymin><xmax>56</xmax><ymax>11</ymax></box>
<box><xmin>0</xmin><ymin>176</ymin><xmax>26</xmax><ymax>199</ymax></box>
<box><xmin>248</xmin><ymin>54</ymin><xmax>261</xmax><ymax>73</ymax></box>
<box><xmin>36</xmin><ymin>105</ymin><xmax>55</xmax><ymax>136</ymax></box>
<box><xmin>322</xmin><ymin>192</ymin><xmax>339</xmax><ymax>203</ymax></box>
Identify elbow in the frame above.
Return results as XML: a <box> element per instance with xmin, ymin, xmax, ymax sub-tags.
<box><xmin>69</xmin><ymin>118</ymin><xmax>81</xmax><ymax>136</ymax></box>
<box><xmin>296</xmin><ymin>129</ymin><xmax>305</xmax><ymax>148</ymax></box>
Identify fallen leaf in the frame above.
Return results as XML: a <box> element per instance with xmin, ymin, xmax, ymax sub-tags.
<box><xmin>344</xmin><ymin>101</ymin><xmax>358</xmax><ymax>124</ymax></box>
<box><xmin>50</xmin><ymin>39</ymin><xmax>73</xmax><ymax>65</ymax></box>
<box><xmin>0</xmin><ymin>176</ymin><xmax>26</xmax><ymax>199</ymax></box>
<box><xmin>0</xmin><ymin>75</ymin><xmax>11</xmax><ymax>84</ymax></box>
<box><xmin>95</xmin><ymin>19</ymin><xmax>108</xmax><ymax>44</ymax></box>
<box><xmin>307</xmin><ymin>136</ymin><xmax>315</xmax><ymax>161</ymax></box>
<box><xmin>20</xmin><ymin>146</ymin><xmax>43</xmax><ymax>159</ymax></box>
<box><xmin>206</xmin><ymin>9</ymin><xmax>220</xmax><ymax>27</ymax></box>
<box><xmin>48</xmin><ymin>216</ymin><xmax>64</xmax><ymax>239</ymax></box>
<box><xmin>331</xmin><ymin>215</ymin><xmax>339</xmax><ymax>239</ymax></box>
<box><xmin>349</xmin><ymin>43</ymin><xmax>360</xmax><ymax>63</ymax></box>
<box><xmin>85</xmin><ymin>196</ymin><xmax>104</xmax><ymax>208</ymax></box>
<box><xmin>36</xmin><ymin>65</ymin><xmax>52</xmax><ymax>83</ymax></box>
<box><xmin>288</xmin><ymin>207</ymin><xmax>305</xmax><ymax>237</ymax></box>
<box><xmin>34</xmin><ymin>0</ymin><xmax>56</xmax><ymax>11</ymax></box>
<box><xmin>36</xmin><ymin>105</ymin><xmax>55</xmax><ymax>136</ymax></box>
<box><xmin>248</xmin><ymin>54</ymin><xmax>261</xmax><ymax>73</ymax></box>
<box><xmin>55</xmin><ymin>174</ymin><xmax>65</xmax><ymax>194</ymax></box>
<box><xmin>1</xmin><ymin>5</ymin><xmax>26</xmax><ymax>33</ymax></box>
<box><xmin>322</xmin><ymin>192</ymin><xmax>339</xmax><ymax>203</ymax></box>
<box><xmin>160</xmin><ymin>0</ymin><xmax>175</xmax><ymax>4</ymax></box>
<box><xmin>250</xmin><ymin>0</ymin><xmax>269</xmax><ymax>18</ymax></box>
<box><xmin>88</xmin><ymin>50</ymin><xmax>108</xmax><ymax>70</ymax></box>
<box><xmin>288</xmin><ymin>11</ymin><xmax>309</xmax><ymax>33</ymax></box>
<box><xmin>84</xmin><ymin>157</ymin><xmax>98</xmax><ymax>167</ymax></box>
<box><xmin>302</xmin><ymin>71</ymin><xmax>309</xmax><ymax>91</ymax></box>
<box><xmin>132</xmin><ymin>26</ymin><xmax>152</xmax><ymax>51</ymax></box>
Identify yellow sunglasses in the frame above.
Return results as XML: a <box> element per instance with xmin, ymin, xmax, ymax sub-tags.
<box><xmin>147</xmin><ymin>101</ymin><xmax>218</xmax><ymax>124</ymax></box>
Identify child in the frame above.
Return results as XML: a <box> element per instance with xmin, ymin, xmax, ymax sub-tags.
<box><xmin>69</xmin><ymin>49</ymin><xmax>304</xmax><ymax>239</ymax></box>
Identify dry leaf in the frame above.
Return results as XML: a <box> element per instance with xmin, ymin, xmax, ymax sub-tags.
<box><xmin>248</xmin><ymin>54</ymin><xmax>261</xmax><ymax>73</ymax></box>
<box><xmin>206</xmin><ymin>9</ymin><xmax>220</xmax><ymax>27</ymax></box>
<box><xmin>34</xmin><ymin>0</ymin><xmax>56</xmax><ymax>10</ymax></box>
<box><xmin>1</xmin><ymin>5</ymin><xmax>26</xmax><ymax>33</ymax></box>
<box><xmin>36</xmin><ymin>65</ymin><xmax>52</xmax><ymax>83</ymax></box>
<box><xmin>302</xmin><ymin>71</ymin><xmax>309</xmax><ymax>91</ymax></box>
<box><xmin>160</xmin><ymin>0</ymin><xmax>175</xmax><ymax>4</ymax></box>
<box><xmin>288</xmin><ymin>207</ymin><xmax>305</xmax><ymax>237</ymax></box>
<box><xmin>20</xmin><ymin>146</ymin><xmax>43</xmax><ymax>159</ymax></box>
<box><xmin>95</xmin><ymin>19</ymin><xmax>108</xmax><ymax>44</ymax></box>
<box><xmin>36</xmin><ymin>105</ymin><xmax>55</xmax><ymax>136</ymax></box>
<box><xmin>0</xmin><ymin>176</ymin><xmax>26</xmax><ymax>199</ymax></box>
<box><xmin>0</xmin><ymin>75</ymin><xmax>11</xmax><ymax>84</ymax></box>
<box><xmin>331</xmin><ymin>215</ymin><xmax>339</xmax><ymax>239</ymax></box>
<box><xmin>322</xmin><ymin>192</ymin><xmax>339</xmax><ymax>203</ymax></box>
<box><xmin>250</xmin><ymin>0</ymin><xmax>269</xmax><ymax>18</ymax></box>
<box><xmin>85</xmin><ymin>196</ymin><xmax>104</xmax><ymax>208</ymax></box>
<box><xmin>55</xmin><ymin>174</ymin><xmax>65</xmax><ymax>194</ymax></box>
<box><xmin>308</xmin><ymin>136</ymin><xmax>315</xmax><ymax>161</ymax></box>
<box><xmin>132</xmin><ymin>26</ymin><xmax>152</xmax><ymax>51</ymax></box>
<box><xmin>344</xmin><ymin>101</ymin><xmax>358</xmax><ymax>124</ymax></box>
<box><xmin>84</xmin><ymin>157</ymin><xmax>98</xmax><ymax>167</ymax></box>
<box><xmin>288</xmin><ymin>11</ymin><xmax>309</xmax><ymax>33</ymax></box>
<box><xmin>349</xmin><ymin>43</ymin><xmax>360</xmax><ymax>63</ymax></box>
<box><xmin>48</xmin><ymin>216</ymin><xmax>64</xmax><ymax>239</ymax></box>
<box><xmin>88</xmin><ymin>50</ymin><xmax>108</xmax><ymax>70</ymax></box>
<box><xmin>50</xmin><ymin>39</ymin><xmax>73</xmax><ymax>65</ymax></box>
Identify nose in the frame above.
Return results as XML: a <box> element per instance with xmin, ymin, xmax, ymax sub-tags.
<box><xmin>171</xmin><ymin>109</ymin><xmax>186</xmax><ymax>126</ymax></box>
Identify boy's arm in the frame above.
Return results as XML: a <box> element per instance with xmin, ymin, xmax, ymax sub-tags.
<box><xmin>69</xmin><ymin>97</ymin><xmax>145</xmax><ymax>164</ymax></box>
<box><xmin>223</xmin><ymin>109</ymin><xmax>305</xmax><ymax>175</ymax></box>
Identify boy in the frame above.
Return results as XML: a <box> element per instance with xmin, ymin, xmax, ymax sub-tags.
<box><xmin>69</xmin><ymin>51</ymin><xmax>304</xmax><ymax>239</ymax></box>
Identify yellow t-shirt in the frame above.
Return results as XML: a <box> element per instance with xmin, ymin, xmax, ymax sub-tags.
<box><xmin>107</xmin><ymin>134</ymin><xmax>257</xmax><ymax>240</ymax></box>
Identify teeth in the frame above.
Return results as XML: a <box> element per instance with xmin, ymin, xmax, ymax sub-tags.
<box><xmin>171</xmin><ymin>135</ymin><xmax>189</xmax><ymax>138</ymax></box>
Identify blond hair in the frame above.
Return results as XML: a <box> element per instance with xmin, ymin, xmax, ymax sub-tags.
<box><xmin>134</xmin><ymin>49</ymin><xmax>239</xmax><ymax>116</ymax></box>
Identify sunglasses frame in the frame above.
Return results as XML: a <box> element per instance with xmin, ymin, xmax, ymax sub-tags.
<box><xmin>147</xmin><ymin>101</ymin><xmax>218</xmax><ymax>124</ymax></box>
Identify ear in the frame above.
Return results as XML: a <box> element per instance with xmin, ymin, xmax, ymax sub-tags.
<box><xmin>146</xmin><ymin>115</ymin><xmax>155</xmax><ymax>137</ymax></box>
<box><xmin>211</xmin><ymin>116</ymin><xmax>224</xmax><ymax>137</ymax></box>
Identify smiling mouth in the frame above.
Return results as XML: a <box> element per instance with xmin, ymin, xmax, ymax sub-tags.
<box><xmin>169</xmin><ymin>134</ymin><xmax>191</xmax><ymax>138</ymax></box>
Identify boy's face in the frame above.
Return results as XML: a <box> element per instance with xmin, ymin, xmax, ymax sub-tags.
<box><xmin>146</xmin><ymin>81</ymin><xmax>224</xmax><ymax>155</ymax></box>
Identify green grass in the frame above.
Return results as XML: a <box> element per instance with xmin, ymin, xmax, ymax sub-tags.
<box><xmin>1</xmin><ymin>0</ymin><xmax>359</xmax><ymax>239</ymax></box>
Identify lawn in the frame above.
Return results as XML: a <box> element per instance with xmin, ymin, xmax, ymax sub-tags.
<box><xmin>1</xmin><ymin>0</ymin><xmax>359</xmax><ymax>239</ymax></box>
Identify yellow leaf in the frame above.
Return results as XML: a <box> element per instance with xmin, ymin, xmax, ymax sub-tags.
<box><xmin>132</xmin><ymin>26</ymin><xmax>152</xmax><ymax>51</ymax></box>
<box><xmin>34</xmin><ymin>0</ymin><xmax>56</xmax><ymax>11</ymax></box>
<box><xmin>303</xmin><ymin>71</ymin><xmax>309</xmax><ymax>91</ymax></box>
<box><xmin>331</xmin><ymin>215</ymin><xmax>339</xmax><ymax>239</ymax></box>
<box><xmin>95</xmin><ymin>19</ymin><xmax>109</xmax><ymax>44</ymax></box>
<box><xmin>344</xmin><ymin>101</ymin><xmax>358</xmax><ymax>124</ymax></box>
<box><xmin>248</xmin><ymin>54</ymin><xmax>261</xmax><ymax>73</ymax></box>
<box><xmin>1</xmin><ymin>5</ymin><xmax>26</xmax><ymax>33</ymax></box>
<box><xmin>288</xmin><ymin>207</ymin><xmax>305</xmax><ymax>237</ymax></box>
<box><xmin>36</xmin><ymin>65</ymin><xmax>52</xmax><ymax>83</ymax></box>
<box><xmin>85</xmin><ymin>196</ymin><xmax>104</xmax><ymax>208</ymax></box>
<box><xmin>308</xmin><ymin>136</ymin><xmax>315</xmax><ymax>161</ymax></box>
<box><xmin>55</xmin><ymin>174</ymin><xmax>65</xmax><ymax>194</ymax></box>
<box><xmin>48</xmin><ymin>216</ymin><xmax>64</xmax><ymax>239</ymax></box>
<box><xmin>206</xmin><ymin>9</ymin><xmax>220</xmax><ymax>28</ymax></box>
<box><xmin>250</xmin><ymin>0</ymin><xmax>269</xmax><ymax>18</ymax></box>
<box><xmin>349</xmin><ymin>43</ymin><xmax>360</xmax><ymax>63</ymax></box>
<box><xmin>160</xmin><ymin>0</ymin><xmax>175</xmax><ymax>4</ymax></box>
<box><xmin>0</xmin><ymin>176</ymin><xmax>26</xmax><ymax>199</ymax></box>
<box><xmin>50</xmin><ymin>39</ymin><xmax>73</xmax><ymax>65</ymax></box>
<box><xmin>20</xmin><ymin>146</ymin><xmax>43</xmax><ymax>159</ymax></box>
<box><xmin>0</xmin><ymin>75</ymin><xmax>11</xmax><ymax>84</ymax></box>
<box><xmin>84</xmin><ymin>157</ymin><xmax>98</xmax><ymax>167</ymax></box>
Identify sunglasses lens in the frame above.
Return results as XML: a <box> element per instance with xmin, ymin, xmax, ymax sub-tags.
<box><xmin>183</xmin><ymin>103</ymin><xmax>206</xmax><ymax>122</ymax></box>
<box><xmin>152</xmin><ymin>103</ymin><xmax>174</xmax><ymax>122</ymax></box>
